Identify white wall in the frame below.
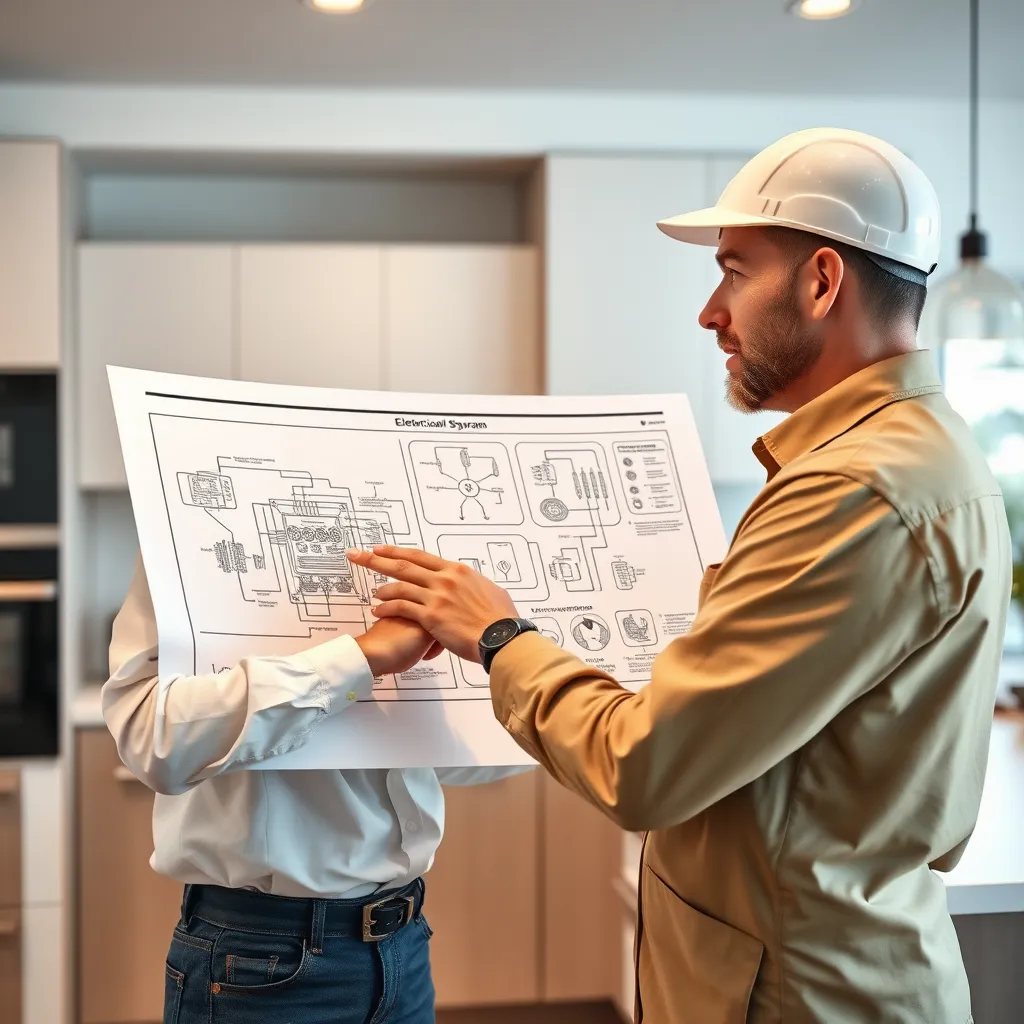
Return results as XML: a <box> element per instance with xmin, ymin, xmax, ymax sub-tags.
<box><xmin>2</xmin><ymin>84</ymin><xmax>1024</xmax><ymax>278</ymax></box>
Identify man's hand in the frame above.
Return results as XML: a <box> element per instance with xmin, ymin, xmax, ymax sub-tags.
<box><xmin>347</xmin><ymin>546</ymin><xmax>518</xmax><ymax>662</ymax></box>
<box><xmin>355</xmin><ymin>617</ymin><xmax>443</xmax><ymax>677</ymax></box>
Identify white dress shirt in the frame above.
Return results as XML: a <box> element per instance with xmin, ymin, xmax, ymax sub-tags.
<box><xmin>103</xmin><ymin>556</ymin><xmax>527</xmax><ymax>898</ymax></box>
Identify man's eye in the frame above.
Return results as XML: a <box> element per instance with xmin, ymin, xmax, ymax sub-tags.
<box><xmin>728</xmin><ymin>269</ymin><xmax>739</xmax><ymax>284</ymax></box>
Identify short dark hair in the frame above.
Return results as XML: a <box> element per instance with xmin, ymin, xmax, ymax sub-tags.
<box><xmin>763</xmin><ymin>226</ymin><xmax>928</xmax><ymax>330</ymax></box>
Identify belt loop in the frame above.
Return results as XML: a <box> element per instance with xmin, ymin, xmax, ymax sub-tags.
<box><xmin>180</xmin><ymin>883</ymin><xmax>198</xmax><ymax>928</ymax></box>
<box><xmin>310</xmin><ymin>899</ymin><xmax>327</xmax><ymax>955</ymax></box>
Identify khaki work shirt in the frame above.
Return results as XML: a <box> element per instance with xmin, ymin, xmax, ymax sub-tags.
<box><xmin>490</xmin><ymin>350</ymin><xmax>1010</xmax><ymax>1023</ymax></box>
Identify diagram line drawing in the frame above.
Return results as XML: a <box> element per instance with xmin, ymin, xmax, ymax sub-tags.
<box><xmin>135</xmin><ymin>398</ymin><xmax>712</xmax><ymax>713</ymax></box>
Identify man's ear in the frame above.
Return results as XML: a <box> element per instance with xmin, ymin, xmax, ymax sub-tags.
<box><xmin>803</xmin><ymin>247</ymin><xmax>844</xmax><ymax>322</ymax></box>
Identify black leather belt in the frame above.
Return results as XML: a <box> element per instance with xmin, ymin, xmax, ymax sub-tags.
<box><xmin>183</xmin><ymin>877</ymin><xmax>425</xmax><ymax>944</ymax></box>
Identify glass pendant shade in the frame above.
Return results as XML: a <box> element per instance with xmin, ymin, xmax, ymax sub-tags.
<box><xmin>927</xmin><ymin>257</ymin><xmax>1024</xmax><ymax>650</ymax></box>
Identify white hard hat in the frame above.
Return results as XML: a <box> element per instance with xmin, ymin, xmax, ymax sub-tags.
<box><xmin>657</xmin><ymin>127</ymin><xmax>941</xmax><ymax>283</ymax></box>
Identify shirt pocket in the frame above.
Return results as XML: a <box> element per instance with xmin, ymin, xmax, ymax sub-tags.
<box><xmin>638</xmin><ymin>863</ymin><xmax>762</xmax><ymax>1024</ymax></box>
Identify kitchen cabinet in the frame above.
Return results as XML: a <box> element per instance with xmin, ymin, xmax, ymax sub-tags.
<box><xmin>544</xmin><ymin>155</ymin><xmax>711</xmax><ymax>426</ymax></box>
<box><xmin>0</xmin><ymin>141</ymin><xmax>61</xmax><ymax>369</ymax></box>
<box><xmin>238</xmin><ymin>245</ymin><xmax>384</xmax><ymax>390</ymax></box>
<box><xmin>77</xmin><ymin>244</ymin><xmax>235</xmax><ymax>488</ymax></box>
<box><xmin>0</xmin><ymin>771</ymin><xmax>21</xmax><ymax>908</ymax></box>
<box><xmin>0</xmin><ymin>771</ymin><xmax>21</xmax><ymax>1023</ymax></box>
<box><xmin>76</xmin><ymin>728</ymin><xmax>183</xmax><ymax>1024</ymax></box>
<box><xmin>541</xmin><ymin>774</ymin><xmax>621</xmax><ymax>1001</ymax></box>
<box><xmin>77</xmin><ymin>243</ymin><xmax>539</xmax><ymax>486</ymax></box>
<box><xmin>430</xmin><ymin>771</ymin><xmax>541</xmax><ymax>1006</ymax></box>
<box><xmin>0</xmin><ymin>907</ymin><xmax>22</xmax><ymax>1024</ymax></box>
<box><xmin>385</xmin><ymin>246</ymin><xmax>540</xmax><ymax>395</ymax></box>
<box><xmin>543</xmin><ymin>153</ymin><xmax>779</xmax><ymax>486</ymax></box>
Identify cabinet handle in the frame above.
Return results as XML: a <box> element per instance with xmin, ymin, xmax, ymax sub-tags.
<box><xmin>112</xmin><ymin>765</ymin><xmax>142</xmax><ymax>783</ymax></box>
<box><xmin>0</xmin><ymin>580</ymin><xmax>58</xmax><ymax>602</ymax></box>
<box><xmin>0</xmin><ymin>916</ymin><xmax>18</xmax><ymax>938</ymax></box>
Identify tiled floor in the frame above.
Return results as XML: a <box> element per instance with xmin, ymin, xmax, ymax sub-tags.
<box><xmin>438</xmin><ymin>1000</ymin><xmax>623</xmax><ymax>1024</ymax></box>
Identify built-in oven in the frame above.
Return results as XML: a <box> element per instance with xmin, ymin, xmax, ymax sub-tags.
<box><xmin>0</xmin><ymin>373</ymin><xmax>58</xmax><ymax>527</ymax></box>
<box><xmin>0</xmin><ymin>548</ymin><xmax>59</xmax><ymax>758</ymax></box>
<box><xmin>0</xmin><ymin>372</ymin><xmax>59</xmax><ymax>757</ymax></box>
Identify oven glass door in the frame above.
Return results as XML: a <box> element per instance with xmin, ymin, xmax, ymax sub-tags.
<box><xmin>0</xmin><ymin>581</ymin><xmax>58</xmax><ymax>757</ymax></box>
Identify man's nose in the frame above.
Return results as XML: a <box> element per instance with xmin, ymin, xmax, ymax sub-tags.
<box><xmin>699</xmin><ymin>290</ymin><xmax>729</xmax><ymax>333</ymax></box>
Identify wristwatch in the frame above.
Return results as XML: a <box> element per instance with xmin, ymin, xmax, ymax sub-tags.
<box><xmin>478</xmin><ymin>617</ymin><xmax>538</xmax><ymax>674</ymax></box>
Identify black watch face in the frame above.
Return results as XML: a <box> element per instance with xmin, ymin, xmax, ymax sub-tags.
<box><xmin>483</xmin><ymin>618</ymin><xmax>519</xmax><ymax>648</ymax></box>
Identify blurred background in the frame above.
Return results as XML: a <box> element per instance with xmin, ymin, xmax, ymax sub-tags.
<box><xmin>1</xmin><ymin>1</ymin><xmax>1023</xmax><ymax>1022</ymax></box>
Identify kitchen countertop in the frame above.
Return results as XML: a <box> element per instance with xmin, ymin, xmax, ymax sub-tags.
<box><xmin>72</xmin><ymin>683</ymin><xmax>106</xmax><ymax>728</ymax></box>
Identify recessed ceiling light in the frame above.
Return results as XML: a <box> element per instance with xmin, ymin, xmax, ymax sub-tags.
<box><xmin>788</xmin><ymin>0</ymin><xmax>859</xmax><ymax>19</ymax></box>
<box><xmin>302</xmin><ymin>0</ymin><xmax>375</xmax><ymax>13</ymax></box>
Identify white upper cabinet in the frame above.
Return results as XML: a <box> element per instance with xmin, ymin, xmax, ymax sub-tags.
<box><xmin>238</xmin><ymin>246</ymin><xmax>383</xmax><ymax>390</ymax></box>
<box><xmin>77</xmin><ymin>245</ymin><xmax>234</xmax><ymax>488</ymax></box>
<box><xmin>544</xmin><ymin>155</ymin><xmax>713</xmax><ymax>430</ymax></box>
<box><xmin>544</xmin><ymin>153</ymin><xmax>777</xmax><ymax>486</ymax></box>
<box><xmin>384</xmin><ymin>246</ymin><xmax>540</xmax><ymax>395</ymax></box>
<box><xmin>0</xmin><ymin>142</ymin><xmax>61</xmax><ymax>368</ymax></box>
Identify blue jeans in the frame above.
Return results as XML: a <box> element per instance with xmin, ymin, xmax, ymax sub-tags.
<box><xmin>164</xmin><ymin>878</ymin><xmax>435</xmax><ymax>1024</ymax></box>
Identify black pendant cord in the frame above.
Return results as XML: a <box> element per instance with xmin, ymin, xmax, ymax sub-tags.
<box><xmin>961</xmin><ymin>0</ymin><xmax>987</xmax><ymax>259</ymax></box>
<box><xmin>969</xmin><ymin>0</ymin><xmax>979</xmax><ymax>230</ymax></box>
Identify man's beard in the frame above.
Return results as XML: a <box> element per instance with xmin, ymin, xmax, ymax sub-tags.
<box><xmin>719</xmin><ymin>275</ymin><xmax>823</xmax><ymax>413</ymax></box>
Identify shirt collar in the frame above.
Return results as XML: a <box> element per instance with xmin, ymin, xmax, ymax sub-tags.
<box><xmin>753</xmin><ymin>349</ymin><xmax>944</xmax><ymax>479</ymax></box>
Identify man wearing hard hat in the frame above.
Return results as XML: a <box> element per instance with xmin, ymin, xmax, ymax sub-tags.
<box><xmin>350</xmin><ymin>128</ymin><xmax>1009</xmax><ymax>1023</ymax></box>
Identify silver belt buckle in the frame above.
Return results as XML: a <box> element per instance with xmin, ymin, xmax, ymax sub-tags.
<box><xmin>361</xmin><ymin>894</ymin><xmax>415</xmax><ymax>943</ymax></box>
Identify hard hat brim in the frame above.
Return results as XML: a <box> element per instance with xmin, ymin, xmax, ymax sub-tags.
<box><xmin>656</xmin><ymin>206</ymin><xmax>778</xmax><ymax>246</ymax></box>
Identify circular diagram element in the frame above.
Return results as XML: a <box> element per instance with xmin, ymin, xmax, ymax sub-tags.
<box><xmin>539</xmin><ymin>497</ymin><xmax>570</xmax><ymax>522</ymax></box>
<box><xmin>458</xmin><ymin>478</ymin><xmax>482</xmax><ymax>498</ymax></box>
<box><xmin>570</xmin><ymin>614</ymin><xmax>611</xmax><ymax>651</ymax></box>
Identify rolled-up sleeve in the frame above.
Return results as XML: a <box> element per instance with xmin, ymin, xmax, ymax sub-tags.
<box><xmin>488</xmin><ymin>473</ymin><xmax>942</xmax><ymax>832</ymax></box>
<box><xmin>103</xmin><ymin>554</ymin><xmax>374</xmax><ymax>795</ymax></box>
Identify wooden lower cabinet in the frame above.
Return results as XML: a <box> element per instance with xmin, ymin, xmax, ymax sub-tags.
<box><xmin>0</xmin><ymin>771</ymin><xmax>21</xmax><ymax>908</ymax></box>
<box><xmin>76</xmin><ymin>728</ymin><xmax>183</xmax><ymax>1024</ymax></box>
<box><xmin>0</xmin><ymin>906</ymin><xmax>21</xmax><ymax>1024</ymax></box>
<box><xmin>429</xmin><ymin>771</ymin><xmax>542</xmax><ymax>1006</ymax></box>
<box><xmin>541</xmin><ymin>774</ymin><xmax>620</xmax><ymax>1002</ymax></box>
<box><xmin>75</xmin><ymin>730</ymin><xmax>620</xmax><ymax>1019</ymax></box>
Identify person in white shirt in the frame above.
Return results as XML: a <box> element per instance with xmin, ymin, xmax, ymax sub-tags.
<box><xmin>104</xmin><ymin>555</ymin><xmax>526</xmax><ymax>1024</ymax></box>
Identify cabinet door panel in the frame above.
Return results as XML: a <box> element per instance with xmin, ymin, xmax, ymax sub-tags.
<box><xmin>0</xmin><ymin>142</ymin><xmax>60</xmax><ymax>368</ymax></box>
<box><xmin>544</xmin><ymin>156</ymin><xmax>708</xmax><ymax>418</ymax></box>
<box><xmin>238</xmin><ymin>245</ymin><xmax>383</xmax><ymax>390</ymax></box>
<box><xmin>77</xmin><ymin>244</ymin><xmax>234</xmax><ymax>487</ymax></box>
<box><xmin>542</xmin><ymin>774</ymin><xmax>620</xmax><ymax>1001</ymax></box>
<box><xmin>76</xmin><ymin>728</ymin><xmax>183</xmax><ymax>1024</ymax></box>
<box><xmin>0</xmin><ymin>907</ymin><xmax>22</xmax><ymax>1024</ymax></box>
<box><xmin>385</xmin><ymin>246</ymin><xmax>540</xmax><ymax>395</ymax></box>
<box><xmin>0</xmin><ymin>771</ymin><xmax>20</xmax><ymax>907</ymax></box>
<box><xmin>428</xmin><ymin>772</ymin><xmax>540</xmax><ymax>1006</ymax></box>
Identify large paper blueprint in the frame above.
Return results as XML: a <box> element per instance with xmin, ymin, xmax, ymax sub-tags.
<box><xmin>109</xmin><ymin>367</ymin><xmax>727</xmax><ymax>768</ymax></box>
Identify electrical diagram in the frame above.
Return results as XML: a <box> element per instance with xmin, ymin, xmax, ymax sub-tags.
<box><xmin>110</xmin><ymin>366</ymin><xmax>725</xmax><ymax>767</ymax></box>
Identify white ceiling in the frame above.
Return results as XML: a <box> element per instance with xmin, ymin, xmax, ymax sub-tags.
<box><xmin>1</xmin><ymin>0</ymin><xmax>1022</xmax><ymax>98</ymax></box>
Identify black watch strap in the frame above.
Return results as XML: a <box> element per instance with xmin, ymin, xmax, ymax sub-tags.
<box><xmin>479</xmin><ymin>617</ymin><xmax>538</xmax><ymax>674</ymax></box>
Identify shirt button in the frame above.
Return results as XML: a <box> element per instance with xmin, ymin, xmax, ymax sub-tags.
<box><xmin>405</xmin><ymin>820</ymin><xmax>419</xmax><ymax>832</ymax></box>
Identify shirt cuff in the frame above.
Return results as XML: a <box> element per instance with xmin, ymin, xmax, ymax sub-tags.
<box><xmin>296</xmin><ymin>633</ymin><xmax>374</xmax><ymax>714</ymax></box>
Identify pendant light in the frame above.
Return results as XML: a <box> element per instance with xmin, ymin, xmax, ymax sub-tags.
<box><xmin>925</xmin><ymin>0</ymin><xmax>1024</xmax><ymax>646</ymax></box>
<box><xmin>927</xmin><ymin>0</ymin><xmax>1024</xmax><ymax>372</ymax></box>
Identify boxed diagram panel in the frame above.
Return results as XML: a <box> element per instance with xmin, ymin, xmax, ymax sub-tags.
<box><xmin>111</xmin><ymin>362</ymin><xmax>723</xmax><ymax>769</ymax></box>
<box><xmin>409</xmin><ymin>441</ymin><xmax>523</xmax><ymax>525</ymax></box>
